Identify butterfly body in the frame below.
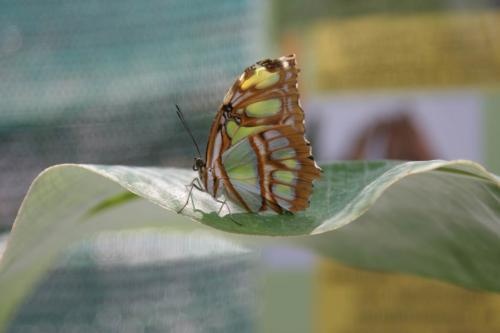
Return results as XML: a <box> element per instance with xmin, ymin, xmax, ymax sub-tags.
<box><xmin>193</xmin><ymin>55</ymin><xmax>321</xmax><ymax>214</ymax></box>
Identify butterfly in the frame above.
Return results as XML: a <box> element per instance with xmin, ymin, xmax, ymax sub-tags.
<box><xmin>177</xmin><ymin>54</ymin><xmax>321</xmax><ymax>216</ymax></box>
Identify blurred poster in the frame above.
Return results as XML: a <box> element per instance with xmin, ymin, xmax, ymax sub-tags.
<box><xmin>306</xmin><ymin>90</ymin><xmax>483</xmax><ymax>163</ymax></box>
<box><xmin>317</xmin><ymin>260</ymin><xmax>500</xmax><ymax>333</ymax></box>
<box><xmin>310</xmin><ymin>11</ymin><xmax>500</xmax><ymax>90</ymax></box>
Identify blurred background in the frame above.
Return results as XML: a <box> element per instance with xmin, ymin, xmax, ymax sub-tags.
<box><xmin>1</xmin><ymin>0</ymin><xmax>499</xmax><ymax>332</ymax></box>
<box><xmin>1</xmin><ymin>0</ymin><xmax>499</xmax><ymax>230</ymax></box>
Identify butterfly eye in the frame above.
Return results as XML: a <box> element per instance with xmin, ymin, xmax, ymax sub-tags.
<box><xmin>193</xmin><ymin>158</ymin><xmax>205</xmax><ymax>171</ymax></box>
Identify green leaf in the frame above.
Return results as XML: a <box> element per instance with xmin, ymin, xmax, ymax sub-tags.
<box><xmin>0</xmin><ymin>160</ymin><xmax>499</xmax><ymax>331</ymax></box>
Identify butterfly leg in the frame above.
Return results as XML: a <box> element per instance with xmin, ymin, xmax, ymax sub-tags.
<box><xmin>216</xmin><ymin>197</ymin><xmax>228</xmax><ymax>215</ymax></box>
<box><xmin>215</xmin><ymin>197</ymin><xmax>242</xmax><ymax>226</ymax></box>
<box><xmin>178</xmin><ymin>178</ymin><xmax>203</xmax><ymax>214</ymax></box>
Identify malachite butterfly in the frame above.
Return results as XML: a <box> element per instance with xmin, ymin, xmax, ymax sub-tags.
<box><xmin>178</xmin><ymin>54</ymin><xmax>321</xmax><ymax>215</ymax></box>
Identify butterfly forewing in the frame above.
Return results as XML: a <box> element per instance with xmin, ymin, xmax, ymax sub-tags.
<box><xmin>223</xmin><ymin>54</ymin><xmax>305</xmax><ymax>132</ymax></box>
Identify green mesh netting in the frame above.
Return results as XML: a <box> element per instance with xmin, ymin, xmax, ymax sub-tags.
<box><xmin>0</xmin><ymin>0</ymin><xmax>263</xmax><ymax>227</ymax></box>
<box><xmin>6</xmin><ymin>232</ymin><xmax>258</xmax><ymax>333</ymax></box>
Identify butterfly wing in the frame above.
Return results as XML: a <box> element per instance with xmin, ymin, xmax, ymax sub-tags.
<box><xmin>205</xmin><ymin>54</ymin><xmax>305</xmax><ymax>169</ymax></box>
<box><xmin>202</xmin><ymin>55</ymin><xmax>321</xmax><ymax>213</ymax></box>
<box><xmin>223</xmin><ymin>54</ymin><xmax>304</xmax><ymax>132</ymax></box>
<box><xmin>221</xmin><ymin>125</ymin><xmax>321</xmax><ymax>213</ymax></box>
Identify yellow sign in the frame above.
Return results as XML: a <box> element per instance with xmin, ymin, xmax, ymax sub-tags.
<box><xmin>317</xmin><ymin>259</ymin><xmax>500</xmax><ymax>333</ymax></box>
<box><xmin>311</xmin><ymin>11</ymin><xmax>500</xmax><ymax>90</ymax></box>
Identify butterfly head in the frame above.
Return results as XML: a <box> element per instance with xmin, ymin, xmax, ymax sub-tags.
<box><xmin>193</xmin><ymin>157</ymin><xmax>205</xmax><ymax>172</ymax></box>
<box><xmin>193</xmin><ymin>157</ymin><xmax>207</xmax><ymax>183</ymax></box>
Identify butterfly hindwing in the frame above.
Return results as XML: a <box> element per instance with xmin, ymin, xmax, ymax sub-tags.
<box><xmin>221</xmin><ymin>125</ymin><xmax>320</xmax><ymax>213</ymax></box>
<box><xmin>221</xmin><ymin>135</ymin><xmax>275</xmax><ymax>212</ymax></box>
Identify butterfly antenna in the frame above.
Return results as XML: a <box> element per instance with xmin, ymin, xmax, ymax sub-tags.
<box><xmin>175</xmin><ymin>104</ymin><xmax>203</xmax><ymax>158</ymax></box>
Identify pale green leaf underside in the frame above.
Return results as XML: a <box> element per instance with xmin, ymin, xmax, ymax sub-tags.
<box><xmin>0</xmin><ymin>160</ymin><xmax>499</xmax><ymax>330</ymax></box>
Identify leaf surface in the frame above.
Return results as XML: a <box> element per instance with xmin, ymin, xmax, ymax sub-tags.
<box><xmin>0</xmin><ymin>160</ymin><xmax>499</xmax><ymax>330</ymax></box>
